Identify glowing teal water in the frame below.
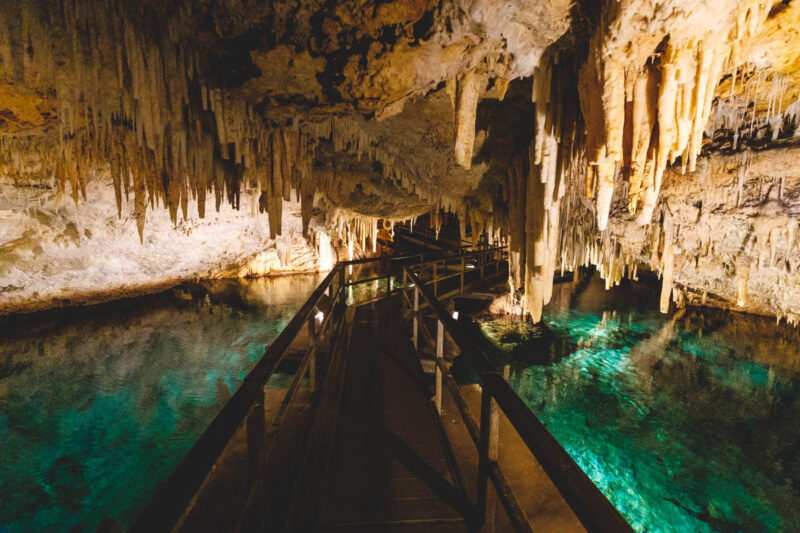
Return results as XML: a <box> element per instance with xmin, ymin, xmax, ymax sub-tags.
<box><xmin>481</xmin><ymin>276</ymin><xmax>800</xmax><ymax>533</ymax></box>
<box><xmin>0</xmin><ymin>275</ymin><xmax>322</xmax><ymax>533</ymax></box>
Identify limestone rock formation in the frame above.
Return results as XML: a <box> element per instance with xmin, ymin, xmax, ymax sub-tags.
<box><xmin>2</xmin><ymin>0</ymin><xmax>800</xmax><ymax>320</ymax></box>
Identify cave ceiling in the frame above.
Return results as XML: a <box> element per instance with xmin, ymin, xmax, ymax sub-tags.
<box><xmin>2</xmin><ymin>0</ymin><xmax>800</xmax><ymax>320</ymax></box>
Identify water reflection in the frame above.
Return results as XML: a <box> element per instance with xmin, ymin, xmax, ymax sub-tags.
<box><xmin>479</xmin><ymin>273</ymin><xmax>800</xmax><ymax>533</ymax></box>
<box><xmin>0</xmin><ymin>274</ymin><xmax>322</xmax><ymax>533</ymax></box>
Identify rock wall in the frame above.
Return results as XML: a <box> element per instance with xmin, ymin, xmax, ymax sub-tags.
<box><xmin>605</xmin><ymin>144</ymin><xmax>800</xmax><ymax>323</ymax></box>
<box><xmin>0</xmin><ymin>175</ymin><xmax>333</xmax><ymax>314</ymax></box>
<box><xmin>3</xmin><ymin>0</ymin><xmax>800</xmax><ymax>323</ymax></box>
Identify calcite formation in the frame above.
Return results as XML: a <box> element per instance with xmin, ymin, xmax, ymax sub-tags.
<box><xmin>2</xmin><ymin>0</ymin><xmax>800</xmax><ymax>320</ymax></box>
<box><xmin>0</xmin><ymin>176</ymin><xmax>333</xmax><ymax>314</ymax></box>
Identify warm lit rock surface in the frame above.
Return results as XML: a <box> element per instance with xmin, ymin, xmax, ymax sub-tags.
<box><xmin>3</xmin><ymin>0</ymin><xmax>800</xmax><ymax>320</ymax></box>
<box><xmin>0</xmin><ymin>176</ymin><xmax>332</xmax><ymax>314</ymax></box>
<box><xmin>603</xmin><ymin>144</ymin><xmax>800</xmax><ymax>323</ymax></box>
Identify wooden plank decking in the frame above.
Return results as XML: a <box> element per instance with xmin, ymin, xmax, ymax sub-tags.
<box><xmin>316</xmin><ymin>296</ymin><xmax>471</xmax><ymax>532</ymax></box>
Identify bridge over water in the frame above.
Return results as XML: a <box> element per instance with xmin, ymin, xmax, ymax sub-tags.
<box><xmin>130</xmin><ymin>247</ymin><xmax>632</xmax><ymax>533</ymax></box>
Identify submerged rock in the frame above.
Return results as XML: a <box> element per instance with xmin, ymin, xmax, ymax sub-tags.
<box><xmin>475</xmin><ymin>314</ymin><xmax>576</xmax><ymax>367</ymax></box>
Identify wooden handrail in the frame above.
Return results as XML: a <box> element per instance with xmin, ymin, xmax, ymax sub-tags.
<box><xmin>337</xmin><ymin>244</ymin><xmax>504</xmax><ymax>269</ymax></box>
<box><xmin>338</xmin><ymin>247</ymin><xmax>465</xmax><ymax>267</ymax></box>
<box><xmin>131</xmin><ymin>245</ymin><xmax>511</xmax><ymax>533</ymax></box>
<box><xmin>405</xmin><ymin>246</ymin><xmax>507</xmax><ymax>271</ymax></box>
<box><xmin>131</xmin><ymin>267</ymin><xmax>343</xmax><ymax>533</ymax></box>
<box><xmin>402</xmin><ymin>265</ymin><xmax>634</xmax><ymax>533</ymax></box>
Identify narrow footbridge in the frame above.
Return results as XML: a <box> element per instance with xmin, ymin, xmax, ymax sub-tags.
<box><xmin>131</xmin><ymin>247</ymin><xmax>633</xmax><ymax>533</ymax></box>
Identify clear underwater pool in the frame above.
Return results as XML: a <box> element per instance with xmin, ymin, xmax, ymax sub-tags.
<box><xmin>480</xmin><ymin>273</ymin><xmax>800</xmax><ymax>533</ymax></box>
<box><xmin>0</xmin><ymin>275</ymin><xmax>322</xmax><ymax>533</ymax></box>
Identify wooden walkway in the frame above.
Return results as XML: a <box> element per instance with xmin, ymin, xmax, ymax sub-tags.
<box><xmin>136</xmin><ymin>249</ymin><xmax>627</xmax><ymax>533</ymax></box>
<box><xmin>316</xmin><ymin>296</ymin><xmax>471</xmax><ymax>531</ymax></box>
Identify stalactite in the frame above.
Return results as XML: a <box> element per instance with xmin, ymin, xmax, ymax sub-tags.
<box><xmin>0</xmin><ymin>1</ymin><xmax>333</xmax><ymax>244</ymax></box>
<box><xmin>524</xmin><ymin>146</ymin><xmax>547</xmax><ymax>323</ymax></box>
<box><xmin>454</xmin><ymin>70</ymin><xmax>482</xmax><ymax>170</ymax></box>
<box><xmin>708</xmin><ymin>71</ymin><xmax>795</xmax><ymax>144</ymax></box>
<box><xmin>578</xmin><ymin>1</ymin><xmax>771</xmax><ymax>228</ymax></box>
<box><xmin>518</xmin><ymin>54</ymin><xmax>579</xmax><ymax>322</ymax></box>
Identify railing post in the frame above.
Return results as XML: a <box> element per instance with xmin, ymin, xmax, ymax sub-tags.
<box><xmin>385</xmin><ymin>257</ymin><xmax>392</xmax><ymax>296</ymax></box>
<box><xmin>480</xmin><ymin>251</ymin><xmax>485</xmax><ymax>280</ymax></box>
<box><xmin>433</xmin><ymin>261</ymin><xmax>438</xmax><ymax>297</ymax></box>
<box><xmin>247</xmin><ymin>397</ymin><xmax>266</xmax><ymax>485</ymax></box>
<box><xmin>460</xmin><ymin>256</ymin><xmax>465</xmax><ymax>294</ymax></box>
<box><xmin>477</xmin><ymin>382</ymin><xmax>500</xmax><ymax>529</ymax></box>
<box><xmin>307</xmin><ymin>317</ymin><xmax>317</xmax><ymax>393</ymax></box>
<box><xmin>413</xmin><ymin>286</ymin><xmax>419</xmax><ymax>350</ymax></box>
<box><xmin>477</xmin><ymin>385</ymin><xmax>491</xmax><ymax>526</ymax></box>
<box><xmin>482</xmin><ymin>386</ymin><xmax>501</xmax><ymax>533</ymax></box>
<box><xmin>435</xmin><ymin>320</ymin><xmax>443</xmax><ymax>414</ymax></box>
<box><xmin>338</xmin><ymin>265</ymin><xmax>346</xmax><ymax>306</ymax></box>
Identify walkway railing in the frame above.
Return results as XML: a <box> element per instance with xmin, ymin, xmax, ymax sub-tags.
<box><xmin>338</xmin><ymin>244</ymin><xmax>506</xmax><ymax>306</ymax></box>
<box><xmin>399</xmin><ymin>252</ymin><xmax>634</xmax><ymax>533</ymax></box>
<box><xmin>132</xmin><ymin>267</ymin><xmax>347</xmax><ymax>532</ymax></box>
<box><xmin>131</xmin><ymin>244</ymin><xmax>503</xmax><ymax>532</ymax></box>
<box><xmin>132</xmin><ymin>244</ymin><xmax>632</xmax><ymax>533</ymax></box>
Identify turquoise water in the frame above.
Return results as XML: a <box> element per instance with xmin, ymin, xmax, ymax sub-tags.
<box><xmin>479</xmin><ymin>274</ymin><xmax>800</xmax><ymax>533</ymax></box>
<box><xmin>0</xmin><ymin>275</ymin><xmax>322</xmax><ymax>533</ymax></box>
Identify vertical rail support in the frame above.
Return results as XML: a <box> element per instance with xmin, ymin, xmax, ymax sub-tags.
<box><xmin>460</xmin><ymin>256</ymin><xmax>465</xmax><ymax>294</ymax></box>
<box><xmin>480</xmin><ymin>250</ymin><xmax>485</xmax><ymax>280</ymax></box>
<box><xmin>412</xmin><ymin>286</ymin><xmax>419</xmax><ymax>350</ymax></box>
<box><xmin>385</xmin><ymin>256</ymin><xmax>392</xmax><ymax>296</ymax></box>
<box><xmin>477</xmin><ymin>382</ymin><xmax>500</xmax><ymax>529</ymax></box>
<box><xmin>482</xmin><ymin>385</ymin><xmax>501</xmax><ymax>533</ymax></box>
<box><xmin>433</xmin><ymin>261</ymin><xmax>438</xmax><ymax>297</ymax></box>
<box><xmin>435</xmin><ymin>319</ymin><xmax>444</xmax><ymax>414</ymax></box>
<box><xmin>250</xmin><ymin>390</ymin><xmax>269</xmax><ymax>531</ymax></box>
<box><xmin>338</xmin><ymin>265</ymin><xmax>346</xmax><ymax>306</ymax></box>
<box><xmin>476</xmin><ymin>385</ymin><xmax>491</xmax><ymax>526</ymax></box>
<box><xmin>403</xmin><ymin>268</ymin><xmax>407</xmax><ymax>293</ymax></box>
<box><xmin>247</xmin><ymin>395</ymin><xmax>266</xmax><ymax>485</ymax></box>
<box><xmin>307</xmin><ymin>316</ymin><xmax>317</xmax><ymax>393</ymax></box>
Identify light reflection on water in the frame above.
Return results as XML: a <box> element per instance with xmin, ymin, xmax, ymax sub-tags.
<box><xmin>479</xmin><ymin>273</ymin><xmax>800</xmax><ymax>533</ymax></box>
<box><xmin>0</xmin><ymin>274</ymin><xmax>322</xmax><ymax>533</ymax></box>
